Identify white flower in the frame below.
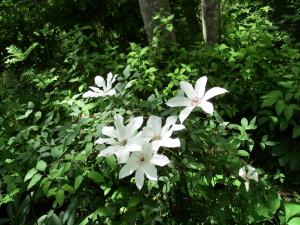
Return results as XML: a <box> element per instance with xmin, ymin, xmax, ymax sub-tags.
<box><xmin>166</xmin><ymin>76</ymin><xmax>228</xmax><ymax>123</ymax></box>
<box><xmin>239</xmin><ymin>165</ymin><xmax>259</xmax><ymax>192</ymax></box>
<box><xmin>96</xmin><ymin>114</ymin><xmax>147</xmax><ymax>163</ymax></box>
<box><xmin>119</xmin><ymin>143</ymin><xmax>170</xmax><ymax>190</ymax></box>
<box><xmin>143</xmin><ymin>115</ymin><xmax>185</xmax><ymax>151</ymax></box>
<box><xmin>83</xmin><ymin>72</ymin><xmax>117</xmax><ymax>98</ymax></box>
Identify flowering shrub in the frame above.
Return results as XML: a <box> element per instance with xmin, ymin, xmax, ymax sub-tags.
<box><xmin>81</xmin><ymin>72</ymin><xmax>262</xmax><ymax>196</ymax></box>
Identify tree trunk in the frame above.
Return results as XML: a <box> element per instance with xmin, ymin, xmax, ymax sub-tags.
<box><xmin>138</xmin><ymin>0</ymin><xmax>176</xmax><ymax>44</ymax></box>
<box><xmin>201</xmin><ymin>0</ymin><xmax>220</xmax><ymax>44</ymax></box>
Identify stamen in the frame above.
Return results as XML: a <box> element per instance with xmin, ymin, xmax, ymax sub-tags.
<box><xmin>191</xmin><ymin>97</ymin><xmax>201</xmax><ymax>106</ymax></box>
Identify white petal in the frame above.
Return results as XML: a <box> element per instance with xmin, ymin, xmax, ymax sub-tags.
<box><xmin>159</xmin><ymin>138</ymin><xmax>180</xmax><ymax>148</ymax></box>
<box><xmin>89</xmin><ymin>86</ymin><xmax>101</xmax><ymax>93</ymax></box>
<box><xmin>135</xmin><ymin>169</ymin><xmax>145</xmax><ymax>190</ymax></box>
<box><xmin>180</xmin><ymin>81</ymin><xmax>196</xmax><ymax>99</ymax></box>
<box><xmin>199</xmin><ymin>101</ymin><xmax>214</xmax><ymax>115</ymax></box>
<box><xmin>171</xmin><ymin>124</ymin><xmax>185</xmax><ymax>132</ymax></box>
<box><xmin>166</xmin><ymin>96</ymin><xmax>191</xmax><ymax>107</ymax></box>
<box><xmin>119</xmin><ymin>164</ymin><xmax>137</xmax><ymax>179</ymax></box>
<box><xmin>102</xmin><ymin>126</ymin><xmax>117</xmax><ymax>138</ymax></box>
<box><xmin>95</xmin><ymin>137</ymin><xmax>117</xmax><ymax>145</ymax></box>
<box><xmin>151</xmin><ymin>154</ymin><xmax>170</xmax><ymax>166</ymax></box>
<box><xmin>114</xmin><ymin>114</ymin><xmax>126</xmax><ymax>140</ymax></box>
<box><xmin>106</xmin><ymin>72</ymin><xmax>114</xmax><ymax>90</ymax></box>
<box><xmin>144</xmin><ymin>164</ymin><xmax>157</xmax><ymax>181</ymax></box>
<box><xmin>179</xmin><ymin>106</ymin><xmax>195</xmax><ymax>123</ymax></box>
<box><xmin>195</xmin><ymin>76</ymin><xmax>207</xmax><ymax>98</ymax></box>
<box><xmin>249</xmin><ymin>172</ymin><xmax>259</xmax><ymax>182</ymax></box>
<box><xmin>239</xmin><ymin>166</ymin><xmax>246</xmax><ymax>178</ymax></box>
<box><xmin>106</xmin><ymin>89</ymin><xmax>116</xmax><ymax>96</ymax></box>
<box><xmin>124</xmin><ymin>143</ymin><xmax>143</xmax><ymax>152</ymax></box>
<box><xmin>202</xmin><ymin>87</ymin><xmax>228</xmax><ymax>101</ymax></box>
<box><xmin>82</xmin><ymin>91</ymin><xmax>102</xmax><ymax>98</ymax></box>
<box><xmin>247</xmin><ymin>165</ymin><xmax>256</xmax><ymax>173</ymax></box>
<box><xmin>142</xmin><ymin>128</ymin><xmax>155</xmax><ymax>139</ymax></box>
<box><xmin>98</xmin><ymin>146</ymin><xmax>120</xmax><ymax>157</ymax></box>
<box><xmin>244</xmin><ymin>181</ymin><xmax>250</xmax><ymax>192</ymax></box>
<box><xmin>126</xmin><ymin>116</ymin><xmax>143</xmax><ymax>138</ymax></box>
<box><xmin>115</xmin><ymin>149</ymin><xmax>131</xmax><ymax>163</ymax></box>
<box><xmin>151</xmin><ymin>140</ymin><xmax>162</xmax><ymax>151</ymax></box>
<box><xmin>95</xmin><ymin>76</ymin><xmax>105</xmax><ymax>88</ymax></box>
<box><xmin>146</xmin><ymin>115</ymin><xmax>162</xmax><ymax>137</ymax></box>
<box><xmin>160</xmin><ymin>116</ymin><xmax>176</xmax><ymax>137</ymax></box>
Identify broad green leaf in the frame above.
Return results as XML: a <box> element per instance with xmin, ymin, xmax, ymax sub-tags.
<box><xmin>238</xmin><ymin>150</ymin><xmax>250</xmax><ymax>157</ymax></box>
<box><xmin>51</xmin><ymin>147</ymin><xmax>64</xmax><ymax>158</ymax></box>
<box><xmin>74</xmin><ymin>175</ymin><xmax>83</xmax><ymax>190</ymax></box>
<box><xmin>61</xmin><ymin>184</ymin><xmax>74</xmax><ymax>193</ymax></box>
<box><xmin>284</xmin><ymin>105</ymin><xmax>294</xmax><ymax>120</ymax></box>
<box><xmin>87</xmin><ymin>170</ymin><xmax>104</xmax><ymax>183</ymax></box>
<box><xmin>27</xmin><ymin>173</ymin><xmax>42</xmax><ymax>190</ymax></box>
<box><xmin>275</xmin><ymin>100</ymin><xmax>285</xmax><ymax>115</ymax></box>
<box><xmin>285</xmin><ymin>202</ymin><xmax>300</xmax><ymax>221</ymax></box>
<box><xmin>55</xmin><ymin>189</ymin><xmax>65</xmax><ymax>206</ymax></box>
<box><xmin>292</xmin><ymin>126</ymin><xmax>300</xmax><ymax>139</ymax></box>
<box><xmin>24</xmin><ymin>168</ymin><xmax>38</xmax><ymax>182</ymax></box>
<box><xmin>36</xmin><ymin>160</ymin><xmax>47</xmax><ymax>172</ymax></box>
<box><xmin>288</xmin><ymin>217</ymin><xmax>300</xmax><ymax>225</ymax></box>
<box><xmin>42</xmin><ymin>180</ymin><xmax>51</xmax><ymax>195</ymax></box>
<box><xmin>261</xmin><ymin>90</ymin><xmax>283</xmax><ymax>108</ymax></box>
<box><xmin>241</xmin><ymin>118</ymin><xmax>248</xmax><ymax>128</ymax></box>
<box><xmin>16</xmin><ymin>110</ymin><xmax>33</xmax><ymax>120</ymax></box>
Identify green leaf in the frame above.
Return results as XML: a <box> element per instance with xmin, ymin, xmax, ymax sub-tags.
<box><xmin>87</xmin><ymin>170</ymin><xmax>104</xmax><ymax>183</ymax></box>
<box><xmin>55</xmin><ymin>189</ymin><xmax>65</xmax><ymax>206</ymax></box>
<box><xmin>24</xmin><ymin>168</ymin><xmax>38</xmax><ymax>182</ymax></box>
<box><xmin>51</xmin><ymin>147</ymin><xmax>64</xmax><ymax>158</ymax></box>
<box><xmin>36</xmin><ymin>160</ymin><xmax>47</xmax><ymax>172</ymax></box>
<box><xmin>261</xmin><ymin>90</ymin><xmax>283</xmax><ymax>108</ymax></box>
<box><xmin>61</xmin><ymin>184</ymin><xmax>74</xmax><ymax>193</ymax></box>
<box><xmin>27</xmin><ymin>173</ymin><xmax>42</xmax><ymax>190</ymax></box>
<box><xmin>241</xmin><ymin>118</ymin><xmax>248</xmax><ymax>128</ymax></box>
<box><xmin>292</xmin><ymin>126</ymin><xmax>300</xmax><ymax>139</ymax></box>
<box><xmin>285</xmin><ymin>202</ymin><xmax>300</xmax><ymax>221</ymax></box>
<box><xmin>238</xmin><ymin>150</ymin><xmax>250</xmax><ymax>157</ymax></box>
<box><xmin>288</xmin><ymin>217</ymin><xmax>300</xmax><ymax>225</ymax></box>
<box><xmin>284</xmin><ymin>105</ymin><xmax>294</xmax><ymax>120</ymax></box>
<box><xmin>42</xmin><ymin>180</ymin><xmax>52</xmax><ymax>195</ymax></box>
<box><xmin>16</xmin><ymin>110</ymin><xmax>33</xmax><ymax>120</ymax></box>
<box><xmin>275</xmin><ymin>100</ymin><xmax>285</xmax><ymax>115</ymax></box>
<box><xmin>74</xmin><ymin>175</ymin><xmax>83</xmax><ymax>190</ymax></box>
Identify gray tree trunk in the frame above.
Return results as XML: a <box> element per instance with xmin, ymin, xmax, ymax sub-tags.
<box><xmin>201</xmin><ymin>0</ymin><xmax>220</xmax><ymax>44</ymax></box>
<box><xmin>138</xmin><ymin>0</ymin><xmax>176</xmax><ymax>44</ymax></box>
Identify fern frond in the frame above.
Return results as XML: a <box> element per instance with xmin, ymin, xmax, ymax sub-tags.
<box><xmin>4</xmin><ymin>42</ymin><xmax>39</xmax><ymax>65</ymax></box>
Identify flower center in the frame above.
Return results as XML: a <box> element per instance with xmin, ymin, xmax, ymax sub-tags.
<box><xmin>136</xmin><ymin>154</ymin><xmax>147</xmax><ymax>165</ymax></box>
<box><xmin>152</xmin><ymin>135</ymin><xmax>161</xmax><ymax>141</ymax></box>
<box><xmin>191</xmin><ymin>97</ymin><xmax>201</xmax><ymax>106</ymax></box>
<box><xmin>120</xmin><ymin>139</ymin><xmax>127</xmax><ymax>145</ymax></box>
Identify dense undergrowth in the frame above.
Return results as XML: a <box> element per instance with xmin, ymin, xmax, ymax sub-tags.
<box><xmin>1</xmin><ymin>0</ymin><xmax>300</xmax><ymax>224</ymax></box>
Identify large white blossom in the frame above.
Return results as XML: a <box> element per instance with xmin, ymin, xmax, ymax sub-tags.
<box><xmin>239</xmin><ymin>165</ymin><xmax>259</xmax><ymax>192</ymax></box>
<box><xmin>166</xmin><ymin>76</ymin><xmax>228</xmax><ymax>123</ymax></box>
<box><xmin>96</xmin><ymin>114</ymin><xmax>147</xmax><ymax>163</ymax></box>
<box><xmin>83</xmin><ymin>72</ymin><xmax>117</xmax><ymax>98</ymax></box>
<box><xmin>143</xmin><ymin>115</ymin><xmax>185</xmax><ymax>150</ymax></box>
<box><xmin>119</xmin><ymin>143</ymin><xmax>170</xmax><ymax>190</ymax></box>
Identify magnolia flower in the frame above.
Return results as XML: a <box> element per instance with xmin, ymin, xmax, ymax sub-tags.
<box><xmin>166</xmin><ymin>76</ymin><xmax>228</xmax><ymax>123</ymax></box>
<box><xmin>143</xmin><ymin>115</ymin><xmax>185</xmax><ymax>150</ymax></box>
<box><xmin>239</xmin><ymin>165</ymin><xmax>259</xmax><ymax>192</ymax></box>
<box><xmin>119</xmin><ymin>143</ymin><xmax>170</xmax><ymax>190</ymax></box>
<box><xmin>83</xmin><ymin>72</ymin><xmax>117</xmax><ymax>98</ymax></box>
<box><xmin>96</xmin><ymin>114</ymin><xmax>147</xmax><ymax>163</ymax></box>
